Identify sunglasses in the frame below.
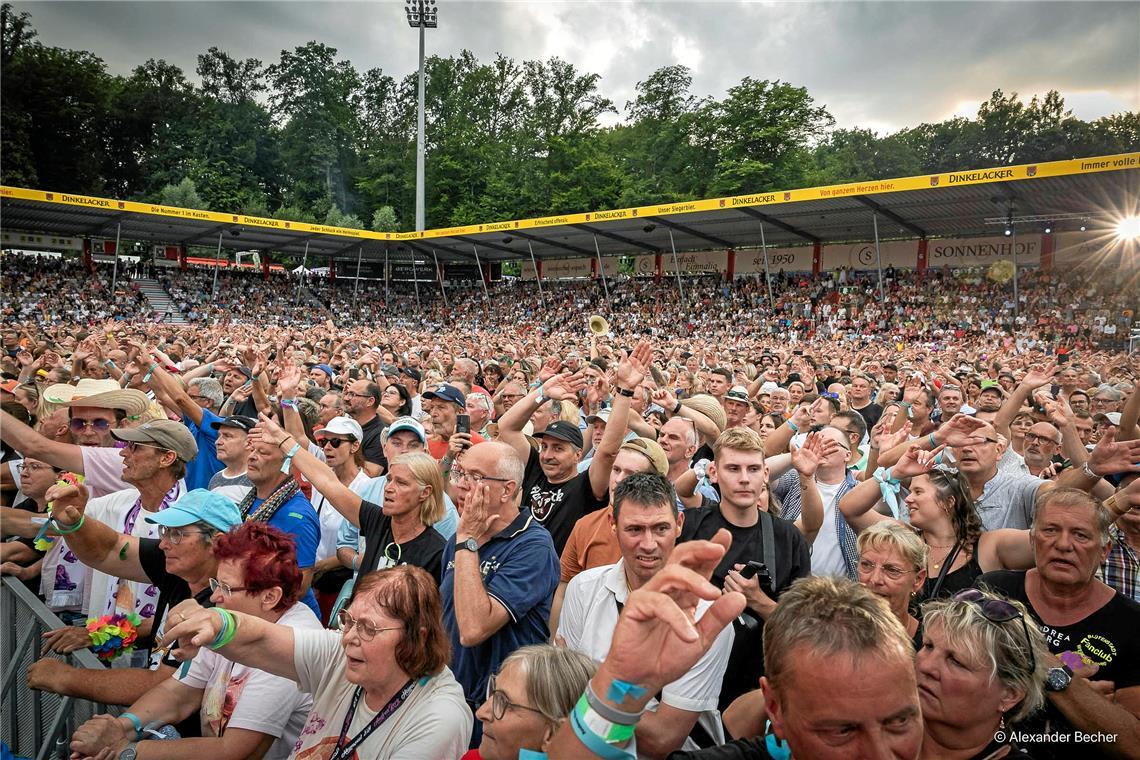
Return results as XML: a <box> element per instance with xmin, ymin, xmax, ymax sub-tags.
<box><xmin>70</xmin><ymin>418</ymin><xmax>112</xmax><ymax>432</ymax></box>
<box><xmin>316</xmin><ymin>437</ymin><xmax>353</xmax><ymax>449</ymax></box>
<box><xmin>952</xmin><ymin>588</ymin><xmax>1036</xmax><ymax>674</ymax></box>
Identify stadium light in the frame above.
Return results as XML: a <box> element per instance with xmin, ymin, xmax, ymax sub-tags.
<box><xmin>1044</xmin><ymin>222</ymin><xmax>1052</xmax><ymax>234</ymax></box>
<box><xmin>406</xmin><ymin>1</ymin><xmax>438</xmax><ymax>234</ymax></box>
<box><xmin>1116</xmin><ymin>216</ymin><xmax>1140</xmax><ymax>241</ymax></box>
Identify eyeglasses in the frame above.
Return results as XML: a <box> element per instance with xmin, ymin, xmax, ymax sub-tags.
<box><xmin>485</xmin><ymin>674</ymin><xmax>547</xmax><ymax>722</ymax></box>
<box><xmin>208</xmin><ymin>577</ymin><xmax>253</xmax><ymax>596</ymax></box>
<box><xmin>17</xmin><ymin>463</ymin><xmax>55</xmax><ymax>475</ymax></box>
<box><xmin>125</xmin><ymin>441</ymin><xmax>170</xmax><ymax>454</ymax></box>
<box><xmin>158</xmin><ymin>526</ymin><xmax>212</xmax><ymax>545</ymax></box>
<box><xmin>449</xmin><ymin>466</ymin><xmax>510</xmax><ymax>485</ymax></box>
<box><xmin>316</xmin><ymin>437</ymin><xmax>351</xmax><ymax>449</ymax></box>
<box><xmin>952</xmin><ymin>588</ymin><xmax>1036</xmax><ymax>674</ymax></box>
<box><xmin>1091</xmin><ymin>398</ymin><xmax>1115</xmax><ymax>405</ymax></box>
<box><xmin>336</xmin><ymin>609</ymin><xmax>402</xmax><ymax>642</ymax></box>
<box><xmin>857</xmin><ymin>559</ymin><xmax>912</xmax><ymax>581</ymax></box>
<box><xmin>1023</xmin><ymin>433</ymin><xmax>1061</xmax><ymax>446</ymax></box>
<box><xmin>70</xmin><ymin>418</ymin><xmax>112</xmax><ymax>432</ymax></box>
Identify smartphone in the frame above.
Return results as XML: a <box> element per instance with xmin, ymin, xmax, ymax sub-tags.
<box><xmin>739</xmin><ymin>561</ymin><xmax>775</xmax><ymax>597</ymax></box>
<box><xmin>456</xmin><ymin>414</ymin><xmax>470</xmax><ymax>435</ymax></box>
<box><xmin>1056</xmin><ymin>352</ymin><xmax>1069</xmax><ymax>364</ymax></box>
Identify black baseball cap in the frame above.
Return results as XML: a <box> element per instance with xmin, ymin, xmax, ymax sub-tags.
<box><xmin>535</xmin><ymin>420</ymin><xmax>584</xmax><ymax>449</ymax></box>
<box><xmin>210</xmin><ymin>415</ymin><xmax>257</xmax><ymax>433</ymax></box>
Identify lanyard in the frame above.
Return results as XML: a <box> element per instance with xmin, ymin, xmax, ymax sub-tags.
<box><xmin>331</xmin><ymin>679</ymin><xmax>415</xmax><ymax>760</ymax></box>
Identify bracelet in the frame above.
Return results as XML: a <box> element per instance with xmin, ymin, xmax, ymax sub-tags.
<box><xmin>276</xmin><ymin>436</ymin><xmax>295</xmax><ymax>450</ymax></box>
<box><xmin>786</xmin><ymin>421</ymin><xmax>799</xmax><ymax>433</ymax></box>
<box><xmin>121</xmin><ymin>712</ymin><xmax>144</xmax><ymax>741</ymax></box>
<box><xmin>1082</xmin><ymin>461</ymin><xmax>1098</xmax><ymax>480</ymax></box>
<box><xmin>53</xmin><ymin>514</ymin><xmax>85</xmax><ymax>535</ymax></box>
<box><xmin>210</xmin><ymin>608</ymin><xmax>239</xmax><ymax>650</ymax></box>
<box><xmin>616</xmin><ymin>387</ymin><xmax>635</xmax><ymax>398</ymax></box>
<box><xmin>142</xmin><ymin>363</ymin><xmax>158</xmax><ymax>384</ymax></box>
<box><xmin>673</xmin><ymin>401</ymin><xmax>683</xmax><ymax>415</ymax></box>
<box><xmin>1104</xmin><ymin>494</ymin><xmax>1125</xmax><ymax>518</ymax></box>
<box><xmin>535</xmin><ymin>388</ymin><xmax>548</xmax><ymax>406</ymax></box>
<box><xmin>585</xmin><ymin>680</ymin><xmax>644</xmax><ymax>724</ymax></box>
<box><xmin>927</xmin><ymin>433</ymin><xmax>938</xmax><ymax>449</ymax></box>
<box><xmin>570</xmin><ymin>702</ymin><xmax>637</xmax><ymax>760</ymax></box>
<box><xmin>103</xmin><ymin>359</ymin><xmax>116</xmax><ymax>368</ymax></box>
<box><xmin>279</xmin><ymin>398</ymin><xmax>298</xmax><ymax>410</ymax></box>
<box><xmin>898</xmin><ymin>401</ymin><xmax>913</xmax><ymax>409</ymax></box>
<box><xmin>280</xmin><ymin>442</ymin><xmax>301</xmax><ymax>474</ymax></box>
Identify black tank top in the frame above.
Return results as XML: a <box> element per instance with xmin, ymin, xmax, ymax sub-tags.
<box><xmin>919</xmin><ymin>537</ymin><xmax>983</xmax><ymax>602</ymax></box>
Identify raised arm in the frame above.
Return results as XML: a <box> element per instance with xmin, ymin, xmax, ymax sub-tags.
<box><xmin>161</xmin><ymin>598</ymin><xmax>300</xmax><ymax>683</ymax></box>
<box><xmin>255</xmin><ymin>414</ymin><xmax>363</xmax><ymax>526</ymax></box>
<box><xmin>587</xmin><ymin>341</ymin><xmax>652</xmax><ymax>499</ymax></box>
<box><xmin>498</xmin><ymin>365</ymin><xmax>585</xmax><ymax>466</ymax></box>
<box><xmin>993</xmin><ymin>365</ymin><xmax>1054</xmax><ymax>439</ymax></box>
<box><xmin>41</xmin><ymin>495</ymin><xmax>149</xmax><ymax>584</ymax></box>
<box><xmin>0</xmin><ymin>410</ymin><xmax>86</xmax><ymax>474</ymax></box>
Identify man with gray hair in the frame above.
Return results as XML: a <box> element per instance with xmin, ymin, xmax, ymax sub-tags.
<box><xmin>466</xmin><ymin>392</ymin><xmax>494</xmax><ymax>437</ymax></box>
<box><xmin>441</xmin><ymin>440</ymin><xmax>559</xmax><ymax>745</ymax></box>
<box><xmin>1091</xmin><ymin>384</ymin><xmax>1124</xmax><ymax>415</ymax></box>
<box><xmin>979</xmin><ymin>488</ymin><xmax>1140</xmax><ymax>758</ymax></box>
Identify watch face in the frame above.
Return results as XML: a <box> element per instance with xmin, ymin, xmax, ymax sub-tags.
<box><xmin>1047</xmin><ymin>667</ymin><xmax>1071</xmax><ymax>691</ymax></box>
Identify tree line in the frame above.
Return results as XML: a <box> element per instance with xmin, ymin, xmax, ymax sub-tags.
<box><xmin>3</xmin><ymin>3</ymin><xmax>1137</xmax><ymax>234</ymax></box>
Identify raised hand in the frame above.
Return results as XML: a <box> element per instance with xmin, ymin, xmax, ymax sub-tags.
<box><xmin>936</xmin><ymin>414</ymin><xmax>990</xmax><ymax>447</ymax></box>
<box><xmin>892</xmin><ymin>443</ymin><xmax>945</xmax><ymax>479</ymax></box>
<box><xmin>1086</xmin><ymin>427</ymin><xmax>1140</xmax><ymax>478</ymax></box>
<box><xmin>276</xmin><ymin>363</ymin><xmax>303</xmax><ymax>398</ymax></box>
<box><xmin>598</xmin><ymin>530</ymin><xmax>744</xmax><ymax>695</ymax></box>
<box><xmin>540</xmin><ymin>372</ymin><xmax>586</xmax><ymax>402</ymax></box>
<box><xmin>615</xmin><ymin>339</ymin><xmax>653</xmax><ymax>391</ymax></box>
<box><xmin>537</xmin><ymin>357</ymin><xmax>562</xmax><ymax>384</ymax></box>
<box><xmin>1020</xmin><ymin>364</ymin><xmax>1057</xmax><ymax>391</ymax></box>
<box><xmin>790</xmin><ymin>432</ymin><xmax>828</xmax><ymax>478</ymax></box>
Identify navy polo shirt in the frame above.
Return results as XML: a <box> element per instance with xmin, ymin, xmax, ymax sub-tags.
<box><xmin>183</xmin><ymin>407</ymin><xmax>224</xmax><ymax>491</ymax></box>
<box><xmin>441</xmin><ymin>508</ymin><xmax>559</xmax><ymax>702</ymax></box>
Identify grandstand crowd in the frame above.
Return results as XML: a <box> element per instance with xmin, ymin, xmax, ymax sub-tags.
<box><xmin>1</xmin><ymin>250</ymin><xmax>1139</xmax><ymax>760</ymax></box>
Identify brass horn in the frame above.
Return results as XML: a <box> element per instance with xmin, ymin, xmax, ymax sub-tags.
<box><xmin>588</xmin><ymin>315</ymin><xmax>610</xmax><ymax>335</ymax></box>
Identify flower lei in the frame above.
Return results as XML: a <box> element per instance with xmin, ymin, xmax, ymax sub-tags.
<box><xmin>33</xmin><ymin>472</ymin><xmax>86</xmax><ymax>552</ymax></box>
<box><xmin>85</xmin><ymin>611</ymin><xmax>143</xmax><ymax>662</ymax></box>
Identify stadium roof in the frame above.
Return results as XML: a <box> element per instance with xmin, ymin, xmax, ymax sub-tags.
<box><xmin>2</xmin><ymin>152</ymin><xmax>1137</xmax><ymax>269</ymax></box>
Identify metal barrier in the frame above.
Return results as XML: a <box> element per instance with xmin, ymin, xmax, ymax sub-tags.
<box><xmin>1</xmin><ymin>577</ymin><xmax>119</xmax><ymax>760</ymax></box>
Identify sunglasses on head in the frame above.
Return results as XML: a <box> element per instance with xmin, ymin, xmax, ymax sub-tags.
<box><xmin>952</xmin><ymin>588</ymin><xmax>1036</xmax><ymax>674</ymax></box>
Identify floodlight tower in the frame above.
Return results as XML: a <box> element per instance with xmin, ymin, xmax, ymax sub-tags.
<box><xmin>406</xmin><ymin>0</ymin><xmax>437</xmax><ymax>233</ymax></box>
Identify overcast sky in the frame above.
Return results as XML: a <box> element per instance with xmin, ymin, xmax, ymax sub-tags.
<box><xmin>15</xmin><ymin>1</ymin><xmax>1140</xmax><ymax>134</ymax></box>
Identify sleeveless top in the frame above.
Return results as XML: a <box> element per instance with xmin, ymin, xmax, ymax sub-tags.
<box><xmin>919</xmin><ymin>537</ymin><xmax>983</xmax><ymax>602</ymax></box>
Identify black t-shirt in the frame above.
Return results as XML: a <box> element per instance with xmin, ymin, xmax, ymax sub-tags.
<box><xmin>680</xmin><ymin>507</ymin><xmax>811</xmax><ymax>594</ymax></box>
<box><xmin>360</xmin><ymin>416</ymin><xmax>386</xmax><ymax>469</ymax></box>
<box><xmin>232</xmin><ymin>398</ymin><xmax>259</xmax><ymax>420</ymax></box>
<box><xmin>680</xmin><ymin>506</ymin><xmax>811</xmax><ymax>709</ymax></box>
<box><xmin>852</xmin><ymin>401</ymin><xmax>883</xmax><ymax>430</ymax></box>
<box><xmin>978</xmin><ymin>570</ymin><xmax>1140</xmax><ymax>759</ymax></box>
<box><xmin>520</xmin><ymin>447</ymin><xmax>608</xmax><ymax>555</ymax></box>
<box><xmin>357</xmin><ymin>500</ymin><xmax>445</xmax><ymax>585</ymax></box>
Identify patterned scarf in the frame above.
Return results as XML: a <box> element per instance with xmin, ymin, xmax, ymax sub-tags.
<box><xmin>239</xmin><ymin>477</ymin><xmax>300</xmax><ymax>524</ymax></box>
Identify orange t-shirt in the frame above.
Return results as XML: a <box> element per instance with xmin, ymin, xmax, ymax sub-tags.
<box><xmin>427</xmin><ymin>433</ymin><xmax>486</xmax><ymax>461</ymax></box>
<box><xmin>560</xmin><ymin>507</ymin><xmax>619</xmax><ymax>583</ymax></box>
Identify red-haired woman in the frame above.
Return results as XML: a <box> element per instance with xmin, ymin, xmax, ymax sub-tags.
<box><xmin>69</xmin><ymin>522</ymin><xmax>322</xmax><ymax>759</ymax></box>
<box><xmin>163</xmin><ymin>564</ymin><xmax>472</xmax><ymax>759</ymax></box>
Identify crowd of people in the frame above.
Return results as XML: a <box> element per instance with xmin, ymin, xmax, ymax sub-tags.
<box><xmin>0</xmin><ymin>250</ymin><xmax>1138</xmax><ymax>760</ymax></box>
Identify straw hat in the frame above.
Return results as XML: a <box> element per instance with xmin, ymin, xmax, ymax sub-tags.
<box><xmin>42</xmin><ymin>379</ymin><xmax>150</xmax><ymax>418</ymax></box>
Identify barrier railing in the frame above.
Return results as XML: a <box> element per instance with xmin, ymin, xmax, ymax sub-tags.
<box><xmin>1</xmin><ymin>577</ymin><xmax>119</xmax><ymax>760</ymax></box>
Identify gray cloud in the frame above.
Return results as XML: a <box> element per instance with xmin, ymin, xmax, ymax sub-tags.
<box><xmin>14</xmin><ymin>0</ymin><xmax>1138</xmax><ymax>132</ymax></box>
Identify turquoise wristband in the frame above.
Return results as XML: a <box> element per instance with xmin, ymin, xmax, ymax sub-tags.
<box><xmin>787</xmin><ymin>421</ymin><xmax>799</xmax><ymax>433</ymax></box>
<box><xmin>121</xmin><ymin>711</ymin><xmax>143</xmax><ymax>740</ymax></box>
<box><xmin>927</xmin><ymin>433</ymin><xmax>937</xmax><ymax>448</ymax></box>
<box><xmin>570</xmin><ymin>705</ymin><xmax>636</xmax><ymax>760</ymax></box>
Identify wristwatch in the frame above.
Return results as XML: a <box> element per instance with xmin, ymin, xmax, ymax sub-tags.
<box><xmin>119</xmin><ymin>744</ymin><xmax>138</xmax><ymax>760</ymax></box>
<box><xmin>1045</xmin><ymin>664</ymin><xmax>1073</xmax><ymax>692</ymax></box>
<box><xmin>456</xmin><ymin>537</ymin><xmax>479</xmax><ymax>553</ymax></box>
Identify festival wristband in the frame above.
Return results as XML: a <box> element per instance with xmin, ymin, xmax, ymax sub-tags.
<box><xmin>142</xmin><ymin>363</ymin><xmax>158</xmax><ymax>384</ymax></box>
<box><xmin>1081</xmin><ymin>461</ymin><xmax>1098</xmax><ymax>480</ymax></box>
<box><xmin>210</xmin><ymin>608</ymin><xmax>239</xmax><ymax>650</ymax></box>
<box><xmin>279</xmin><ymin>398</ymin><xmax>298</xmax><ymax>410</ymax></box>
<box><xmin>570</xmin><ymin>704</ymin><xmax>636</xmax><ymax>760</ymax></box>
<box><xmin>121</xmin><ymin>712</ymin><xmax>144</xmax><ymax>741</ymax></box>
<box><xmin>927</xmin><ymin>433</ymin><xmax>938</xmax><ymax>449</ymax></box>
<box><xmin>281</xmin><ymin>443</ymin><xmax>301</xmax><ymax>474</ymax></box>
<box><xmin>53</xmin><ymin>514</ymin><xmax>85</xmax><ymax>535</ymax></box>
<box><xmin>535</xmin><ymin>388</ymin><xmax>548</xmax><ymax>405</ymax></box>
<box><xmin>786</xmin><ymin>421</ymin><xmax>798</xmax><ymax>433</ymax></box>
<box><xmin>616</xmin><ymin>387</ymin><xmax>635</xmax><ymax>398</ymax></box>
<box><xmin>585</xmin><ymin>680</ymin><xmax>644</xmax><ymax>724</ymax></box>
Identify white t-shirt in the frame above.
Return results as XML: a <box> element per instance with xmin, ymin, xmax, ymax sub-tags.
<box><xmin>290</xmin><ymin>627</ymin><xmax>472</xmax><ymax>759</ymax></box>
<box><xmin>558</xmin><ymin>560</ymin><xmax>734</xmax><ymax>755</ymax></box>
<box><xmin>808</xmin><ymin>479</ymin><xmax>846</xmax><ymax>577</ymax></box>
<box><xmin>310</xmin><ymin>469</ymin><xmax>371</xmax><ymax>563</ymax></box>
<box><xmin>82</xmin><ymin>488</ymin><xmax>160</xmax><ymax>620</ymax></box>
<box><xmin>175</xmin><ymin>603</ymin><xmax>320</xmax><ymax>759</ymax></box>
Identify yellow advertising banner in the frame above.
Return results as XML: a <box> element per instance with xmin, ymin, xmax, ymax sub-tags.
<box><xmin>3</xmin><ymin>152</ymin><xmax>1137</xmax><ymax>245</ymax></box>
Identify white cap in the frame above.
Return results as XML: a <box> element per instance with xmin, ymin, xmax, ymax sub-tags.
<box><xmin>315</xmin><ymin>415</ymin><xmax>364</xmax><ymax>441</ymax></box>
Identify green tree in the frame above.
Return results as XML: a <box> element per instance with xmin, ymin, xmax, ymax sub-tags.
<box><xmin>371</xmin><ymin>206</ymin><xmax>398</xmax><ymax>232</ymax></box>
<box><xmin>158</xmin><ymin>177</ymin><xmax>204</xmax><ymax>208</ymax></box>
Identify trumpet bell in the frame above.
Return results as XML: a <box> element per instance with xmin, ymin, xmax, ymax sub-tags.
<box><xmin>589</xmin><ymin>315</ymin><xmax>610</xmax><ymax>335</ymax></box>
